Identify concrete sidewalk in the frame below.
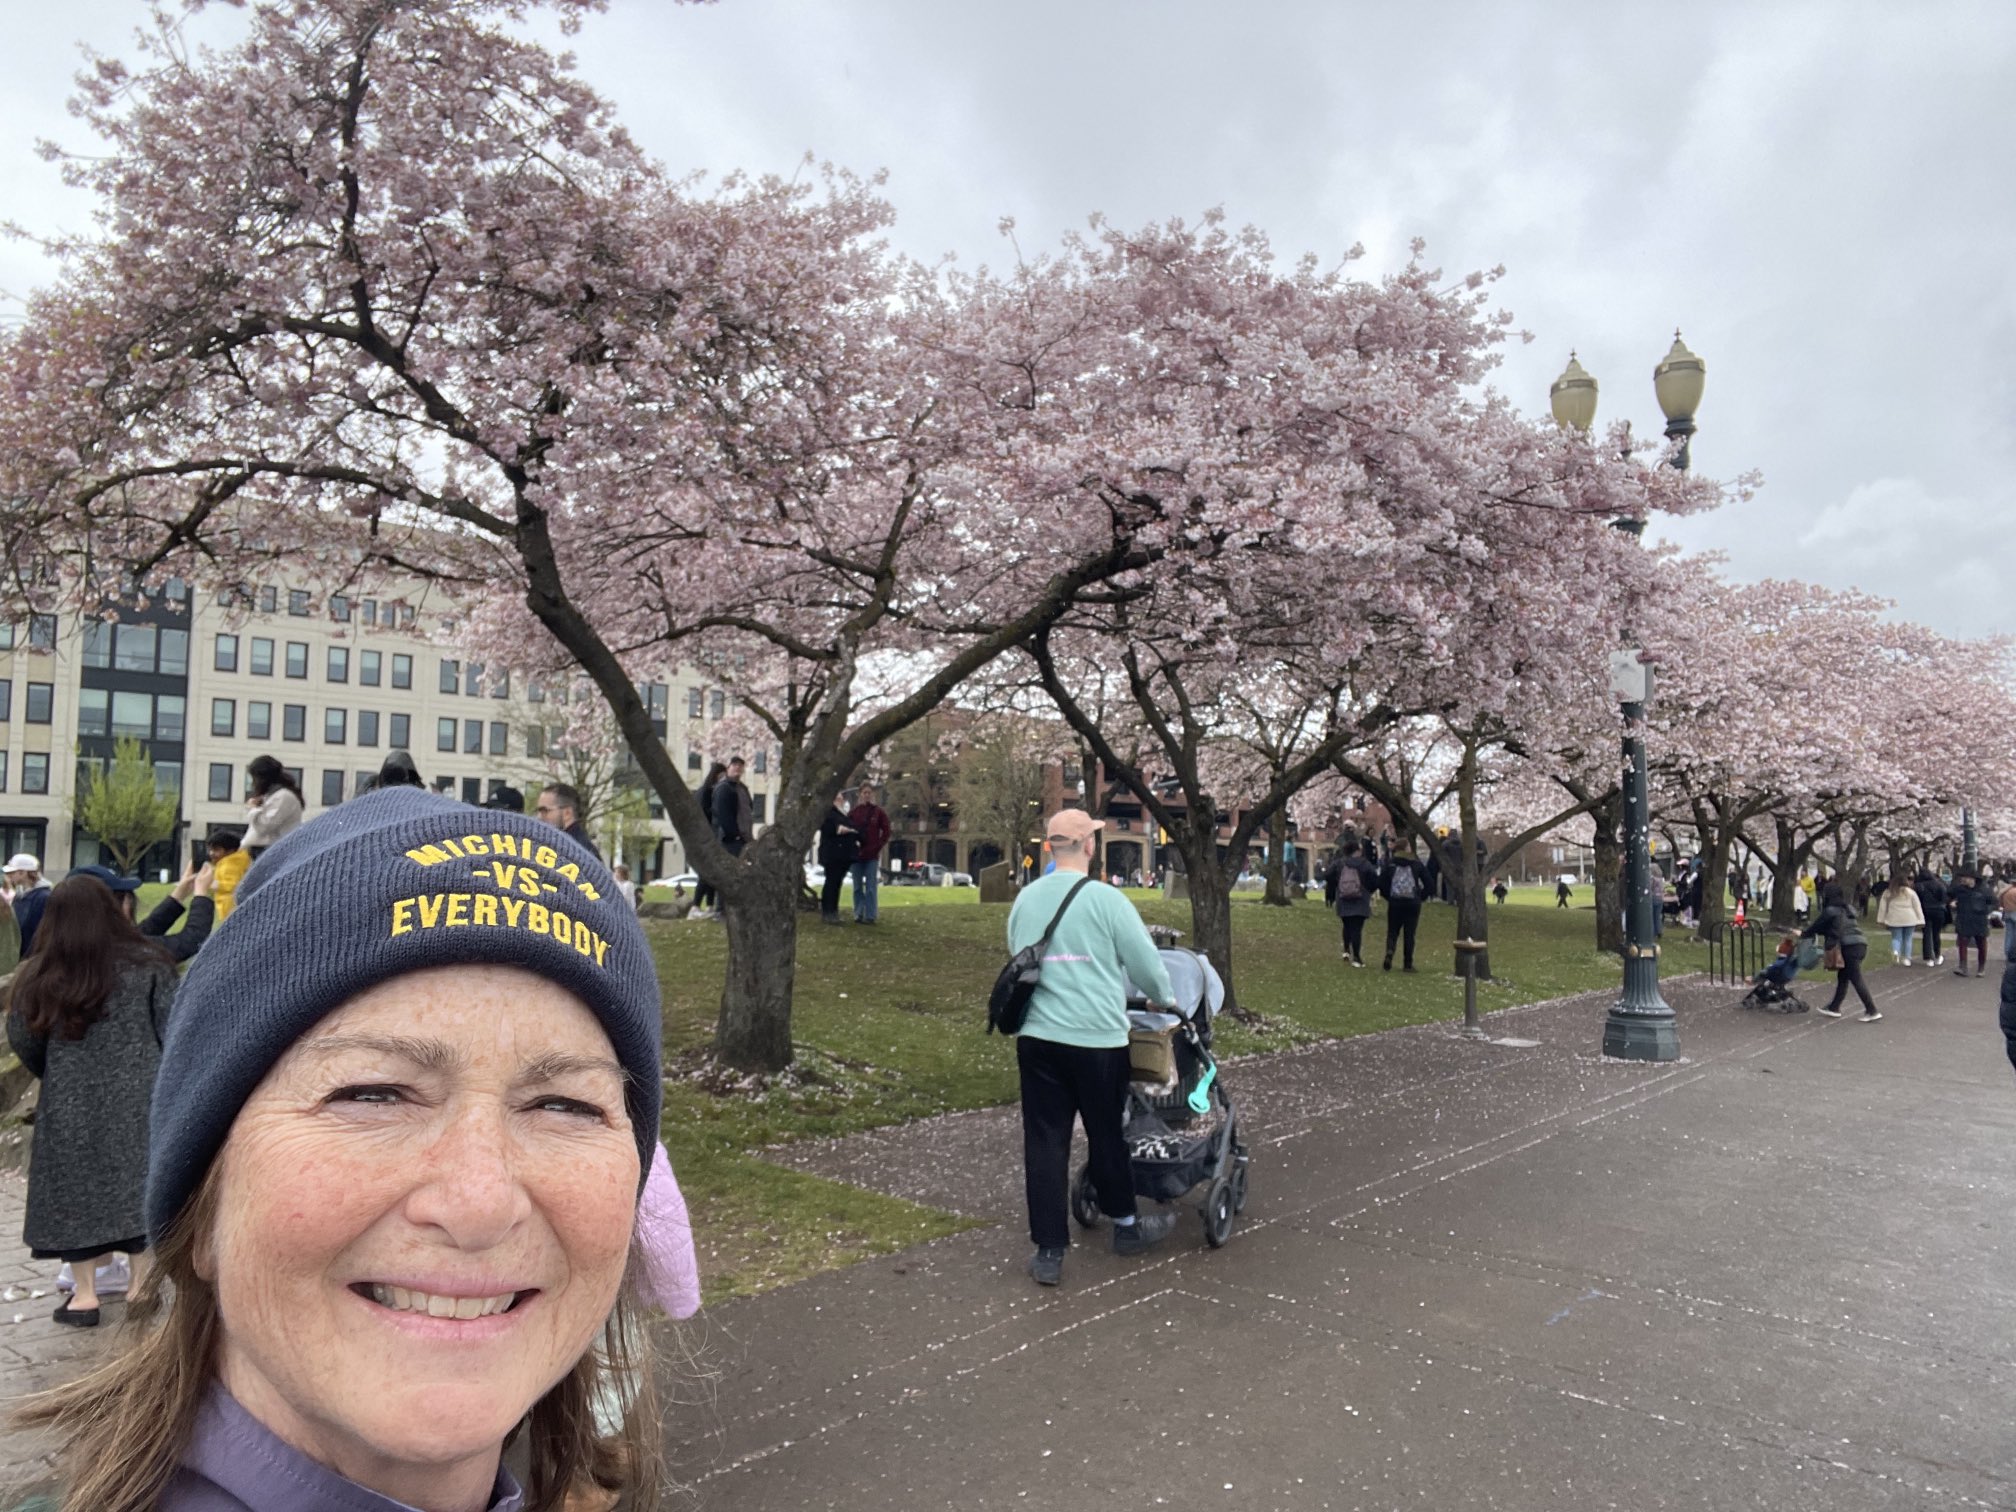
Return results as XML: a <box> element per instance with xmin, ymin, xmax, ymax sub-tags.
<box><xmin>671</xmin><ymin>964</ymin><xmax>2016</xmax><ymax>1510</ymax></box>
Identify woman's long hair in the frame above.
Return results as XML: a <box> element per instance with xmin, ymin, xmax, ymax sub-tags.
<box><xmin>245</xmin><ymin>754</ymin><xmax>303</xmax><ymax>804</ymax></box>
<box><xmin>6</xmin><ymin>876</ymin><xmax>169</xmax><ymax>1039</ymax></box>
<box><xmin>700</xmin><ymin>760</ymin><xmax>727</xmax><ymax>792</ymax></box>
<box><xmin>13</xmin><ymin>1165</ymin><xmax>667</xmax><ymax>1512</ymax></box>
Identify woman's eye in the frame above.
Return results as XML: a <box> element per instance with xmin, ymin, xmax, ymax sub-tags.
<box><xmin>327</xmin><ymin>1084</ymin><xmax>407</xmax><ymax>1106</ymax></box>
<box><xmin>530</xmin><ymin>1096</ymin><xmax>607</xmax><ymax>1121</ymax></box>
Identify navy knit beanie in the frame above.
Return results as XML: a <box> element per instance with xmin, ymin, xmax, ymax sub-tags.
<box><xmin>145</xmin><ymin>786</ymin><xmax>663</xmax><ymax>1241</ymax></box>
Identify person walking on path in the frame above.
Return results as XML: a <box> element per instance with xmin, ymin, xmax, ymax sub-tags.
<box><xmin>1555</xmin><ymin>877</ymin><xmax>1573</xmax><ymax>908</ymax></box>
<box><xmin>537</xmin><ymin>781</ymin><xmax>602</xmax><ymax>862</ymax></box>
<box><xmin>1009</xmin><ymin>808</ymin><xmax>1178</xmax><ymax>1288</ymax></box>
<box><xmin>1876</xmin><ymin>874</ymin><xmax>1925</xmax><ymax>966</ymax></box>
<box><xmin>692</xmin><ymin>760</ymin><xmax>727</xmax><ymax>918</ymax></box>
<box><xmin>1916</xmin><ymin>867</ymin><xmax>1950</xmax><ymax>967</ymax></box>
<box><xmin>240</xmin><ymin>755</ymin><xmax>304</xmax><ymax>860</ymax></box>
<box><xmin>847</xmin><ymin>783</ymin><xmax>892</xmax><ymax>924</ymax></box>
<box><xmin>1949</xmin><ymin>870</ymin><xmax>1995</xmax><ymax>977</ymax></box>
<box><xmin>1331</xmin><ymin>840</ymin><xmax>1379</xmax><ymax>966</ymax></box>
<box><xmin>1802</xmin><ymin>880</ymin><xmax>1881</xmax><ymax>1021</ymax></box>
<box><xmin>816</xmin><ymin>793</ymin><xmax>860</xmax><ymax>924</ymax></box>
<box><xmin>4</xmin><ymin>875</ymin><xmax>178</xmax><ymax>1327</ymax></box>
<box><xmin>1381</xmin><ymin>846</ymin><xmax>1431</xmax><ymax>972</ymax></box>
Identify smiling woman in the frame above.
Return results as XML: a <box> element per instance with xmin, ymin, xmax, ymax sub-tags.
<box><xmin>14</xmin><ymin>788</ymin><xmax>683</xmax><ymax>1512</ymax></box>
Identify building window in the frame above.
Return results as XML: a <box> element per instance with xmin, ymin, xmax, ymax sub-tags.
<box><xmin>0</xmin><ymin>680</ymin><xmax>10</xmax><ymax>721</ymax></box>
<box><xmin>331</xmin><ymin>594</ymin><xmax>351</xmax><ymax>623</ymax></box>
<box><xmin>82</xmin><ymin>622</ymin><xmax>113</xmax><ymax>669</ymax></box>
<box><xmin>391</xmin><ymin>654</ymin><xmax>413</xmax><ymax>690</ymax></box>
<box><xmin>361</xmin><ymin>599</ymin><xmax>377</xmax><ymax>626</ymax></box>
<box><xmin>751</xmin><ymin>793</ymin><xmax>767</xmax><ymax>825</ymax></box>
<box><xmin>248</xmin><ymin>701</ymin><xmax>272</xmax><ymax>740</ymax></box>
<box><xmin>251</xmin><ymin>637</ymin><xmax>275</xmax><ymax>676</ymax></box>
<box><xmin>324</xmin><ymin>708</ymin><xmax>347</xmax><ymax>744</ymax></box>
<box><xmin>490</xmin><ymin>670</ymin><xmax>508</xmax><ymax>700</ymax></box>
<box><xmin>463</xmin><ymin>718</ymin><xmax>482</xmax><ymax>754</ymax></box>
<box><xmin>357</xmin><ymin>710</ymin><xmax>380</xmax><ymax>747</ymax></box>
<box><xmin>465</xmin><ymin>663</ymin><xmax>483</xmax><ymax>698</ymax></box>
<box><xmin>258</xmin><ymin>586</ymin><xmax>278</xmax><ymax>614</ymax></box>
<box><xmin>389</xmin><ymin>712</ymin><xmax>410</xmax><ymax>749</ymax></box>
<box><xmin>437</xmin><ymin>717</ymin><xmax>456</xmax><ymax>753</ymax></box>
<box><xmin>686</xmin><ymin>748</ymin><xmax>701</xmax><ymax>772</ymax></box>
<box><xmin>285</xmin><ymin>642</ymin><xmax>308</xmax><ymax>679</ymax></box>
<box><xmin>23</xmin><ymin>753</ymin><xmax>49</xmax><ymax>794</ymax></box>
<box><xmin>526</xmin><ymin>726</ymin><xmax>545</xmax><ymax>759</ymax></box>
<box><xmin>321</xmin><ymin>770</ymin><xmax>345</xmax><ymax>805</ymax></box>
<box><xmin>216</xmin><ymin>633</ymin><xmax>240</xmax><ymax>672</ymax></box>
<box><xmin>284</xmin><ymin>765</ymin><xmax>304</xmax><ymax>791</ymax></box>
<box><xmin>154</xmin><ymin>762</ymin><xmax>182</xmax><ymax>799</ymax></box>
<box><xmin>710</xmin><ymin>690</ymin><xmax>726</xmax><ymax>720</ymax></box>
<box><xmin>208</xmin><ymin>763</ymin><xmax>233</xmax><ymax>802</ymax></box>
<box><xmin>461</xmin><ymin>777</ymin><xmax>482</xmax><ymax>805</ymax></box>
<box><xmin>439</xmin><ymin>658</ymin><xmax>460</xmax><ymax>695</ymax></box>
<box><xmin>114</xmin><ymin>623</ymin><xmax>158</xmax><ymax>673</ymax></box>
<box><xmin>687</xmin><ymin>687</ymin><xmax>703</xmax><ymax>719</ymax></box>
<box><xmin>360</xmin><ymin>650</ymin><xmax>381</xmax><ymax>687</ymax></box>
<box><xmin>399</xmin><ymin>603</ymin><xmax>415</xmax><ymax>628</ymax></box>
<box><xmin>160</xmin><ymin>629</ymin><xmax>189</xmax><ymax>676</ymax></box>
<box><xmin>0</xmin><ymin>752</ymin><xmax>7</xmax><ymax>791</ymax></box>
<box><xmin>529</xmin><ymin>677</ymin><xmax>546</xmax><ymax>704</ymax></box>
<box><xmin>355</xmin><ymin>768</ymin><xmax>377</xmax><ymax>795</ymax></box>
<box><xmin>327</xmin><ymin>646</ymin><xmax>349</xmax><ymax>683</ymax></box>
<box><xmin>288</xmin><ymin>589</ymin><xmax>311</xmax><ymax>617</ymax></box>
<box><xmin>78</xmin><ymin>687</ymin><xmax>110</xmax><ymax>738</ymax></box>
<box><xmin>754</xmin><ymin>750</ymin><xmax>768</xmax><ymax>775</ymax></box>
<box><xmin>155</xmin><ymin>695</ymin><xmax>185</xmax><ymax>741</ymax></box>
<box><xmin>212</xmin><ymin>698</ymin><xmax>236</xmax><ymax>737</ymax></box>
<box><xmin>29</xmin><ymin>613</ymin><xmax>58</xmax><ymax>650</ymax></box>
<box><xmin>27</xmin><ymin>683</ymin><xmax>54</xmax><ymax>724</ymax></box>
<box><xmin>282</xmin><ymin>704</ymin><xmax>306</xmax><ymax>742</ymax></box>
<box><xmin>488</xmin><ymin>721</ymin><xmax>507</xmax><ymax>757</ymax></box>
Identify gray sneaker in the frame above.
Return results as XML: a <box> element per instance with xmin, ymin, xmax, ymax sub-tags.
<box><xmin>1112</xmin><ymin>1210</ymin><xmax>1178</xmax><ymax>1256</ymax></box>
<box><xmin>1028</xmin><ymin>1247</ymin><xmax>1066</xmax><ymax>1286</ymax></box>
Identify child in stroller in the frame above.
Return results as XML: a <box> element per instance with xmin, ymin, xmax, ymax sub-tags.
<box><xmin>1743</xmin><ymin>933</ymin><xmax>1816</xmax><ymax>1011</ymax></box>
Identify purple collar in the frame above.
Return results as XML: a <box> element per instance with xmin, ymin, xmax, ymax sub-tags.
<box><xmin>164</xmin><ymin>1385</ymin><xmax>525</xmax><ymax>1511</ymax></box>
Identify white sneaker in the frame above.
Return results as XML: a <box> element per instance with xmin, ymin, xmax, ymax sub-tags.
<box><xmin>55</xmin><ymin>1255</ymin><xmax>130</xmax><ymax>1297</ymax></box>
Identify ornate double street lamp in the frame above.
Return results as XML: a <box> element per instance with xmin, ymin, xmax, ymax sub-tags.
<box><xmin>1551</xmin><ymin>333</ymin><xmax>1706</xmax><ymax>1061</ymax></box>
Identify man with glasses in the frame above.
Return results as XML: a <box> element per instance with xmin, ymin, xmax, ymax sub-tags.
<box><xmin>1009</xmin><ymin>809</ymin><xmax>1178</xmax><ymax>1287</ymax></box>
<box><xmin>536</xmin><ymin>781</ymin><xmax>601</xmax><ymax>861</ymax></box>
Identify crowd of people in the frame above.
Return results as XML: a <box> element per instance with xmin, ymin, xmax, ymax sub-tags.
<box><xmin>3</xmin><ymin>747</ymin><xmax>700</xmax><ymax>1511</ymax></box>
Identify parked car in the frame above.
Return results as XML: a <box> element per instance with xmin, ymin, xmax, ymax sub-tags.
<box><xmin>646</xmin><ymin>872</ymin><xmax>699</xmax><ymax>892</ymax></box>
<box><xmin>891</xmin><ymin>862</ymin><xmax>950</xmax><ymax>887</ymax></box>
<box><xmin>951</xmin><ymin>870</ymin><xmax>973</xmax><ymax>887</ymax></box>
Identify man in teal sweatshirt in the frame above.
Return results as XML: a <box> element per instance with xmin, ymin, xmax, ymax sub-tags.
<box><xmin>1008</xmin><ymin>808</ymin><xmax>1178</xmax><ymax>1286</ymax></box>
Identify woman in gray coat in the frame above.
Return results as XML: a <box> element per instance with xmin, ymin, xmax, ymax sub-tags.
<box><xmin>4</xmin><ymin>874</ymin><xmax>177</xmax><ymax>1326</ymax></box>
<box><xmin>1332</xmin><ymin>839</ymin><xmax>1381</xmax><ymax>967</ymax></box>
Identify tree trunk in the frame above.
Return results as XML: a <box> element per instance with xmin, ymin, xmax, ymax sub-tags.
<box><xmin>1183</xmin><ymin>845</ymin><xmax>1249</xmax><ymax>1022</ymax></box>
<box><xmin>711</xmin><ymin>836</ymin><xmax>805</xmax><ymax>1072</ymax></box>
<box><xmin>1767</xmin><ymin>818</ymin><xmax>1804</xmax><ymax>927</ymax></box>
<box><xmin>1591</xmin><ymin>798</ymin><xmax>1625</xmax><ymax>956</ymax></box>
<box><xmin>1261</xmin><ymin>806</ymin><xmax>1292</xmax><ymax>907</ymax></box>
<box><xmin>1695</xmin><ymin>813</ymin><xmax>1735</xmax><ymax>938</ymax></box>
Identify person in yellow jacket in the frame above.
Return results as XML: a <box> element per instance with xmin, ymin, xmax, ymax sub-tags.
<box><xmin>206</xmin><ymin>829</ymin><xmax>251</xmax><ymax>921</ymax></box>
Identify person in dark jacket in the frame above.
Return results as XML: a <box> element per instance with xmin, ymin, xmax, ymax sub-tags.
<box><xmin>816</xmin><ymin>792</ymin><xmax>860</xmax><ymax>923</ymax></box>
<box><xmin>1997</xmin><ymin>878</ymin><xmax>2016</xmax><ymax>1076</ymax></box>
<box><xmin>714</xmin><ymin>757</ymin><xmax>755</xmax><ymax>855</ymax></box>
<box><xmin>847</xmin><ymin>782</ymin><xmax>893</xmax><ymax>924</ymax></box>
<box><xmin>1379</xmin><ymin>846</ymin><xmax>1431</xmax><ymax>972</ymax></box>
<box><xmin>6</xmin><ymin>853</ymin><xmax>54</xmax><ymax>957</ymax></box>
<box><xmin>5</xmin><ymin>875</ymin><xmax>178</xmax><ymax>1326</ymax></box>
<box><xmin>1331</xmin><ymin>840</ymin><xmax>1379</xmax><ymax>966</ymax></box>
<box><xmin>537</xmin><ymin>780</ymin><xmax>602</xmax><ymax>861</ymax></box>
<box><xmin>692</xmin><ymin>760</ymin><xmax>727</xmax><ymax>917</ymax></box>
<box><xmin>1915</xmin><ymin>868</ymin><xmax>1950</xmax><ymax>967</ymax></box>
<box><xmin>1801</xmin><ymin>881</ymin><xmax>1880</xmax><ymax>1021</ymax></box>
<box><xmin>72</xmin><ymin>862</ymin><xmax>217</xmax><ymax>965</ymax></box>
<box><xmin>1949</xmin><ymin>871</ymin><xmax>1995</xmax><ymax>977</ymax></box>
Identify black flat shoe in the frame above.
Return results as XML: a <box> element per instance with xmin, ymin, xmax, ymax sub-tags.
<box><xmin>52</xmin><ymin>1298</ymin><xmax>99</xmax><ymax>1328</ymax></box>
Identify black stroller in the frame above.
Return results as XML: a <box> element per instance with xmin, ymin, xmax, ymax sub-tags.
<box><xmin>1070</xmin><ymin>933</ymin><xmax>1250</xmax><ymax>1247</ymax></box>
<box><xmin>1742</xmin><ymin>934</ymin><xmax>1816</xmax><ymax>1012</ymax></box>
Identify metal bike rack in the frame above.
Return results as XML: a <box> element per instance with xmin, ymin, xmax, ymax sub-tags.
<box><xmin>1705</xmin><ymin>920</ymin><xmax>1767</xmax><ymax>986</ymax></box>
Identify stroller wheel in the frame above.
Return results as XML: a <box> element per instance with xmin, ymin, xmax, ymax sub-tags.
<box><xmin>1202</xmin><ymin>1178</ymin><xmax>1236</xmax><ymax>1248</ymax></box>
<box><xmin>1231</xmin><ymin>1146</ymin><xmax>1250</xmax><ymax>1214</ymax></box>
<box><xmin>1069</xmin><ymin>1165</ymin><xmax>1102</xmax><ymax>1230</ymax></box>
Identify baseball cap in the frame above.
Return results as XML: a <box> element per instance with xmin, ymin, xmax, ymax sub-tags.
<box><xmin>1045</xmin><ymin>809</ymin><xmax>1104</xmax><ymax>844</ymax></box>
<box><xmin>5</xmin><ymin>853</ymin><xmax>41</xmax><ymax>873</ymax></box>
<box><xmin>69</xmin><ymin>863</ymin><xmax>143</xmax><ymax>893</ymax></box>
<box><xmin>484</xmin><ymin>785</ymin><xmax>527</xmax><ymax>813</ymax></box>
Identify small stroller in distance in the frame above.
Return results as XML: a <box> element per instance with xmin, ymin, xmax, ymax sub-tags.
<box><xmin>1070</xmin><ymin>929</ymin><xmax>1250</xmax><ymax>1247</ymax></box>
<box><xmin>1742</xmin><ymin>934</ymin><xmax>1816</xmax><ymax>1012</ymax></box>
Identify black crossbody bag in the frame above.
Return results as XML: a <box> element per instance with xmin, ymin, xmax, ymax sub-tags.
<box><xmin>987</xmin><ymin>876</ymin><xmax>1094</xmax><ymax>1035</ymax></box>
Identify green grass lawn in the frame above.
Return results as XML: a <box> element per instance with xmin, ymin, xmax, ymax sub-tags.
<box><xmin>650</xmin><ymin>886</ymin><xmax>1730</xmax><ymax>1300</ymax></box>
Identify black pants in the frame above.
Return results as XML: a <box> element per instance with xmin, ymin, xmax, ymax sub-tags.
<box><xmin>1017</xmin><ymin>1036</ymin><xmax>1137</xmax><ymax>1250</ymax></box>
<box><xmin>1384</xmin><ymin>902</ymin><xmax>1422</xmax><ymax>967</ymax></box>
<box><xmin>1825</xmin><ymin>943</ymin><xmax>1877</xmax><ymax>1015</ymax></box>
<box><xmin>1339</xmin><ymin>914</ymin><xmax>1367</xmax><ymax>961</ymax></box>
<box><xmin>693</xmin><ymin>877</ymin><xmax>716</xmax><ymax>911</ymax></box>
<box><xmin>820</xmin><ymin>865</ymin><xmax>847</xmax><ymax>918</ymax></box>
<box><xmin>1923</xmin><ymin>922</ymin><xmax>1944</xmax><ymax>961</ymax></box>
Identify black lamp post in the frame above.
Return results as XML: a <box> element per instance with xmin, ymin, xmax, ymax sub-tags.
<box><xmin>1551</xmin><ymin>333</ymin><xmax>1704</xmax><ymax>1062</ymax></box>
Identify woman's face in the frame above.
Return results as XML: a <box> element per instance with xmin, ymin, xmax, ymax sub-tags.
<box><xmin>203</xmin><ymin>966</ymin><xmax>639</xmax><ymax>1503</ymax></box>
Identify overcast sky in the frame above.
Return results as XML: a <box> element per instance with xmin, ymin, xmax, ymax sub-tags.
<box><xmin>5</xmin><ymin>1</ymin><xmax>2011</xmax><ymax>641</ymax></box>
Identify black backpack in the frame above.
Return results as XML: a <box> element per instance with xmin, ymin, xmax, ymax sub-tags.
<box><xmin>988</xmin><ymin>877</ymin><xmax>1094</xmax><ymax>1035</ymax></box>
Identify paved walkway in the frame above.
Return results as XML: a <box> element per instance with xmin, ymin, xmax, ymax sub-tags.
<box><xmin>3</xmin><ymin>961</ymin><xmax>2011</xmax><ymax>1510</ymax></box>
<box><xmin>674</xmin><ymin>963</ymin><xmax>2016</xmax><ymax>1510</ymax></box>
<box><xmin>0</xmin><ymin>1171</ymin><xmax>115</xmax><ymax>1493</ymax></box>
